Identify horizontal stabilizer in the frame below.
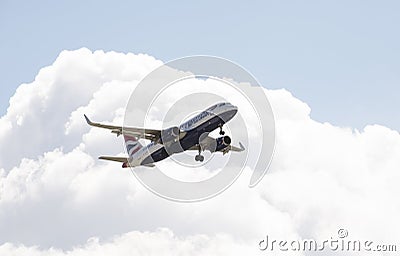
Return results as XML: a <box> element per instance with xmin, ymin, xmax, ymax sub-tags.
<box><xmin>99</xmin><ymin>156</ymin><xmax>129</xmax><ymax>163</ymax></box>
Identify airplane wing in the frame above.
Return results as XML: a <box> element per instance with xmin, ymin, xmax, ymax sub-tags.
<box><xmin>98</xmin><ymin>156</ymin><xmax>128</xmax><ymax>162</ymax></box>
<box><xmin>84</xmin><ymin>114</ymin><xmax>161</xmax><ymax>141</ymax></box>
<box><xmin>189</xmin><ymin>136</ymin><xmax>245</xmax><ymax>153</ymax></box>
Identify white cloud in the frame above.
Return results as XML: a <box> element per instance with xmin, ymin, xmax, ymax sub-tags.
<box><xmin>0</xmin><ymin>48</ymin><xmax>399</xmax><ymax>255</ymax></box>
<box><xmin>0</xmin><ymin>228</ymin><xmax>265</xmax><ymax>256</ymax></box>
<box><xmin>262</xmin><ymin>89</ymin><xmax>400</xmax><ymax>243</ymax></box>
<box><xmin>0</xmin><ymin>48</ymin><xmax>162</xmax><ymax>170</ymax></box>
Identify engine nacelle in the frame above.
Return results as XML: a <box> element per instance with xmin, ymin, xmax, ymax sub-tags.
<box><xmin>161</xmin><ymin>126</ymin><xmax>187</xmax><ymax>155</ymax></box>
<box><xmin>215</xmin><ymin>136</ymin><xmax>231</xmax><ymax>152</ymax></box>
<box><xmin>160</xmin><ymin>126</ymin><xmax>181</xmax><ymax>144</ymax></box>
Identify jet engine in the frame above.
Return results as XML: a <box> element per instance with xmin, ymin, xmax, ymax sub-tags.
<box><xmin>160</xmin><ymin>126</ymin><xmax>187</xmax><ymax>155</ymax></box>
<box><xmin>160</xmin><ymin>126</ymin><xmax>180</xmax><ymax>144</ymax></box>
<box><xmin>215</xmin><ymin>136</ymin><xmax>231</xmax><ymax>152</ymax></box>
<box><xmin>160</xmin><ymin>126</ymin><xmax>187</xmax><ymax>145</ymax></box>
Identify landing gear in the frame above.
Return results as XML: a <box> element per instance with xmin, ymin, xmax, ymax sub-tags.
<box><xmin>195</xmin><ymin>154</ymin><xmax>204</xmax><ymax>162</ymax></box>
<box><xmin>219</xmin><ymin>125</ymin><xmax>225</xmax><ymax>135</ymax></box>
<box><xmin>195</xmin><ymin>146</ymin><xmax>205</xmax><ymax>162</ymax></box>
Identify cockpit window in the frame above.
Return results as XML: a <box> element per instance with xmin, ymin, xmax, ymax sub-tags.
<box><xmin>206</xmin><ymin>102</ymin><xmax>228</xmax><ymax>112</ymax></box>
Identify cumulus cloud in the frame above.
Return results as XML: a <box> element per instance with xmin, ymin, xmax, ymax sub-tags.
<box><xmin>0</xmin><ymin>228</ymin><xmax>262</xmax><ymax>256</ymax></box>
<box><xmin>0</xmin><ymin>48</ymin><xmax>399</xmax><ymax>255</ymax></box>
<box><xmin>0</xmin><ymin>49</ymin><xmax>162</xmax><ymax>170</ymax></box>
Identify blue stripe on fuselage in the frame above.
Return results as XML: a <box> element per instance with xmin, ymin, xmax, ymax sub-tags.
<box><xmin>141</xmin><ymin>109</ymin><xmax>237</xmax><ymax>165</ymax></box>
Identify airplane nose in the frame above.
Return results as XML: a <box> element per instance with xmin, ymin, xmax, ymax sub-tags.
<box><xmin>232</xmin><ymin>108</ymin><xmax>238</xmax><ymax>116</ymax></box>
<box><xmin>229</xmin><ymin>106</ymin><xmax>238</xmax><ymax>118</ymax></box>
<box><xmin>230</xmin><ymin>105</ymin><xmax>238</xmax><ymax>112</ymax></box>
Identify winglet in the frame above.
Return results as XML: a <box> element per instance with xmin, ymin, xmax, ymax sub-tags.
<box><xmin>239</xmin><ymin>142</ymin><xmax>245</xmax><ymax>151</ymax></box>
<box><xmin>230</xmin><ymin>142</ymin><xmax>245</xmax><ymax>152</ymax></box>
<box><xmin>84</xmin><ymin>114</ymin><xmax>93</xmax><ymax>125</ymax></box>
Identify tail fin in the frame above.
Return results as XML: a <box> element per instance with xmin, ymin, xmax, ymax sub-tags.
<box><xmin>124</xmin><ymin>135</ymin><xmax>143</xmax><ymax>157</ymax></box>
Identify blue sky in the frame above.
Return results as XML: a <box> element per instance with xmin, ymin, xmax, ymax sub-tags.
<box><xmin>1</xmin><ymin>2</ymin><xmax>400</xmax><ymax>254</ymax></box>
<box><xmin>1</xmin><ymin>0</ymin><xmax>399</xmax><ymax>130</ymax></box>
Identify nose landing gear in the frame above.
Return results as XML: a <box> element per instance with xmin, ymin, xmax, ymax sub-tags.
<box><xmin>219</xmin><ymin>125</ymin><xmax>225</xmax><ymax>135</ymax></box>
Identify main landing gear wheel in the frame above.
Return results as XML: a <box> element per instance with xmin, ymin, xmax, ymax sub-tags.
<box><xmin>195</xmin><ymin>146</ymin><xmax>205</xmax><ymax>162</ymax></box>
<box><xmin>195</xmin><ymin>154</ymin><xmax>204</xmax><ymax>162</ymax></box>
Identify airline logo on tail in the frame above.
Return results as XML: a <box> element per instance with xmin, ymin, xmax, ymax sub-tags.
<box><xmin>124</xmin><ymin>135</ymin><xmax>142</xmax><ymax>157</ymax></box>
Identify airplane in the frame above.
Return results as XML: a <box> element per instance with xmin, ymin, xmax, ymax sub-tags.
<box><xmin>84</xmin><ymin>102</ymin><xmax>245</xmax><ymax>168</ymax></box>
